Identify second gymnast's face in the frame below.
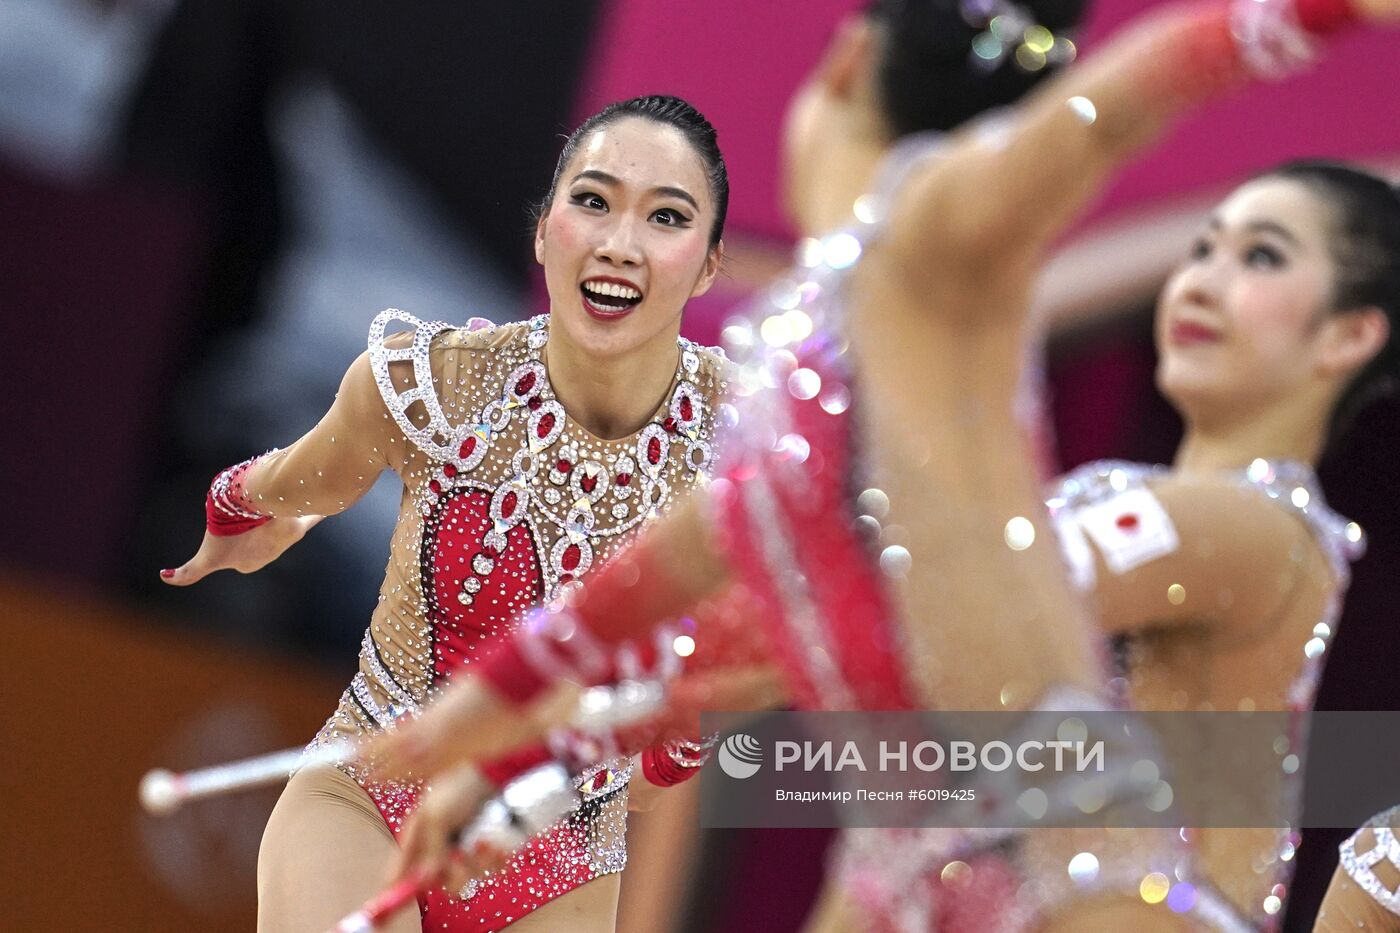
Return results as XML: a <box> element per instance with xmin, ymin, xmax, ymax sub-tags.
<box><xmin>1154</xmin><ymin>177</ymin><xmax>1347</xmax><ymax>423</ymax></box>
<box><xmin>536</xmin><ymin>117</ymin><xmax>721</xmax><ymax>361</ymax></box>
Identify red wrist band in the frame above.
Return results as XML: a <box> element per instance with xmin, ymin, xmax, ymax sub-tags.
<box><xmin>641</xmin><ymin>738</ymin><xmax>713</xmax><ymax>787</ymax></box>
<box><xmin>206</xmin><ymin>457</ymin><xmax>270</xmax><ymax>536</ymax></box>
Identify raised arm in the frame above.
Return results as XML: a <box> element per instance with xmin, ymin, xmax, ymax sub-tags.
<box><xmin>889</xmin><ymin>0</ymin><xmax>1377</xmax><ymax>307</ymax></box>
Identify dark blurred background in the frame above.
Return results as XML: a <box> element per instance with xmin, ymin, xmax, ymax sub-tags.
<box><xmin>1</xmin><ymin>0</ymin><xmax>1395</xmax><ymax>929</ymax></box>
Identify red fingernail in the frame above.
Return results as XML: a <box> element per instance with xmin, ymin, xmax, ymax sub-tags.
<box><xmin>160</xmin><ymin>569</ymin><xmax>175</xmax><ymax>579</ymax></box>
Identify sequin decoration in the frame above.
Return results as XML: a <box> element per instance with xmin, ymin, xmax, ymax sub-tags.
<box><xmin>1045</xmin><ymin>457</ymin><xmax>1364</xmax><ymax>923</ymax></box>
<box><xmin>307</xmin><ymin>311</ymin><xmax>728</xmax><ymax>929</ymax></box>
<box><xmin>1338</xmin><ymin>808</ymin><xmax>1400</xmax><ymax>918</ymax></box>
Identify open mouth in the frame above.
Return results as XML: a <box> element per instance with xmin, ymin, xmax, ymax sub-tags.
<box><xmin>580</xmin><ymin>279</ymin><xmax>643</xmax><ymax>318</ymax></box>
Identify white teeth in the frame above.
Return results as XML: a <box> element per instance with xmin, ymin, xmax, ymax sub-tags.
<box><xmin>584</xmin><ymin>281</ymin><xmax>641</xmax><ymax>301</ymax></box>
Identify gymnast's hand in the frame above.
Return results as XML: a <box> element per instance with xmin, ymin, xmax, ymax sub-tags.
<box><xmin>392</xmin><ymin>763</ymin><xmax>505</xmax><ymax>894</ymax></box>
<box><xmin>159</xmin><ymin>515</ymin><xmax>323</xmax><ymax>586</ymax></box>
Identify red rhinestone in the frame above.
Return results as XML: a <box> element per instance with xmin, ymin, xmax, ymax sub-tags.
<box><xmin>616</xmin><ymin>473</ymin><xmax>632</xmax><ymax>486</ymax></box>
<box><xmin>647</xmin><ymin>436</ymin><xmax>662</xmax><ymax>464</ymax></box>
<box><xmin>429</xmin><ymin>479</ymin><xmax>443</xmax><ymax>496</ymax></box>
<box><xmin>680</xmin><ymin>396</ymin><xmax>694</xmax><ymax>421</ymax></box>
<box><xmin>557</xmin><ymin>459</ymin><xmax>572</xmax><ymax>473</ymax></box>
<box><xmin>536</xmin><ymin>413</ymin><xmax>556</xmax><ymax>439</ymax></box>
<box><xmin>459</xmin><ymin>436</ymin><xmax>476</xmax><ymax>459</ymax></box>
<box><xmin>501</xmin><ymin>491</ymin><xmax>518</xmax><ymax>519</ymax></box>
<box><xmin>443</xmin><ymin>463</ymin><xmax>457</xmax><ymax>478</ymax></box>
<box><xmin>591</xmin><ymin>771</ymin><xmax>609</xmax><ymax>790</ymax></box>
<box><xmin>1116</xmin><ymin>513</ymin><xmax>1139</xmax><ymax>532</ymax></box>
<box><xmin>527</xmin><ymin>396</ymin><xmax>543</xmax><ymax>410</ymax></box>
<box><xmin>560</xmin><ymin>573</ymin><xmax>574</xmax><ymax>584</ymax></box>
<box><xmin>514</xmin><ymin>371</ymin><xmax>537</xmax><ymax>396</ymax></box>
<box><xmin>581</xmin><ymin>473</ymin><xmax>598</xmax><ymax>494</ymax></box>
<box><xmin>663</xmin><ymin>417</ymin><xmax>678</xmax><ymax>433</ymax></box>
<box><xmin>561</xmin><ymin>544</ymin><xmax>582</xmax><ymax>571</ymax></box>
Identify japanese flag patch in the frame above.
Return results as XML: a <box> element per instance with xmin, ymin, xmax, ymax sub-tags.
<box><xmin>1073</xmin><ymin>487</ymin><xmax>1179</xmax><ymax>575</ymax></box>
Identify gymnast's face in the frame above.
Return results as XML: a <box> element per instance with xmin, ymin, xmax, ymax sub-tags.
<box><xmin>1155</xmin><ymin>177</ymin><xmax>1360</xmax><ymax>423</ymax></box>
<box><xmin>536</xmin><ymin>117</ymin><xmax>721</xmax><ymax>361</ymax></box>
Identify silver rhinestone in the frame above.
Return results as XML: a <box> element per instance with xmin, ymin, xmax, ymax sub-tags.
<box><xmin>879</xmin><ymin>545</ymin><xmax>912</xmax><ymax>578</ymax></box>
<box><xmin>819</xmin><ymin>385</ymin><xmax>852</xmax><ymax>415</ymax></box>
<box><xmin>857</xmin><ymin>488</ymin><xmax>891</xmax><ymax>519</ymax></box>
<box><xmin>787</xmin><ymin>368</ymin><xmax>822</xmax><ymax>400</ymax></box>
<box><xmin>1066</xmin><ymin>96</ymin><xmax>1097</xmax><ymax>124</ymax></box>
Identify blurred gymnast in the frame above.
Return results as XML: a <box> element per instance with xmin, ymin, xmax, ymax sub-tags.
<box><xmin>997</xmin><ymin>160</ymin><xmax>1398</xmax><ymax>929</ymax></box>
<box><xmin>162</xmin><ymin>95</ymin><xmax>736</xmax><ymax>932</ymax></box>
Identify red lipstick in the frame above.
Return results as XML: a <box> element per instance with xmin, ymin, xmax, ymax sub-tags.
<box><xmin>1168</xmin><ymin>320</ymin><xmax>1222</xmax><ymax>347</ymax></box>
<box><xmin>579</xmin><ymin>276</ymin><xmax>644</xmax><ymax>323</ymax></box>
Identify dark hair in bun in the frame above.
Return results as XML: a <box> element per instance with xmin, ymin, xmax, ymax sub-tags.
<box><xmin>1264</xmin><ymin>161</ymin><xmax>1400</xmax><ymax>445</ymax></box>
<box><xmin>867</xmin><ymin>0</ymin><xmax>1087</xmax><ymax>138</ymax></box>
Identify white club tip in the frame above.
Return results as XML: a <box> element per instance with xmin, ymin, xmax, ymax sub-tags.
<box><xmin>334</xmin><ymin>911</ymin><xmax>372</xmax><ymax>933</ymax></box>
<box><xmin>139</xmin><ymin>768</ymin><xmax>183</xmax><ymax>815</ymax></box>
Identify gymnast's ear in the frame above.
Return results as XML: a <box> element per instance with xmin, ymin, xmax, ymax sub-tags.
<box><xmin>534</xmin><ymin>212</ymin><xmax>548</xmax><ymax>266</ymax></box>
<box><xmin>814</xmin><ymin>15</ymin><xmax>876</xmax><ymax>100</ymax></box>
<box><xmin>1319</xmin><ymin>305</ymin><xmax>1390</xmax><ymax>379</ymax></box>
<box><xmin>690</xmin><ymin>239</ymin><xmax>724</xmax><ymax>299</ymax></box>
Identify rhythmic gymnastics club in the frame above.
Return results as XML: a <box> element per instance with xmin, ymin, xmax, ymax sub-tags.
<box><xmin>138</xmin><ymin>740</ymin><xmax>356</xmax><ymax>816</ymax></box>
<box><xmin>327</xmin><ymin>872</ymin><xmax>430</xmax><ymax>933</ymax></box>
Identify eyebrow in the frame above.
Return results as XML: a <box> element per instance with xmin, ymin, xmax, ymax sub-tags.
<box><xmin>1206</xmin><ymin>215</ymin><xmax>1301</xmax><ymax>245</ymax></box>
<box><xmin>570</xmin><ymin>169</ymin><xmax>700</xmax><ymax>211</ymax></box>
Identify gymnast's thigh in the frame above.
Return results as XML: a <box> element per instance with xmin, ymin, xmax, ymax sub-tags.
<box><xmin>258</xmin><ymin>764</ymin><xmax>421</xmax><ymax>933</ymax></box>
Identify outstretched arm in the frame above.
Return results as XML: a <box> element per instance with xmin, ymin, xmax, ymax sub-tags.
<box><xmin>161</xmin><ymin>350</ymin><xmax>397</xmax><ymax>585</ymax></box>
<box><xmin>388</xmin><ymin>662</ymin><xmax>787</xmax><ymax>891</ymax></box>
<box><xmin>241</xmin><ymin>351</ymin><xmax>400</xmax><ymax>516</ymax></box>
